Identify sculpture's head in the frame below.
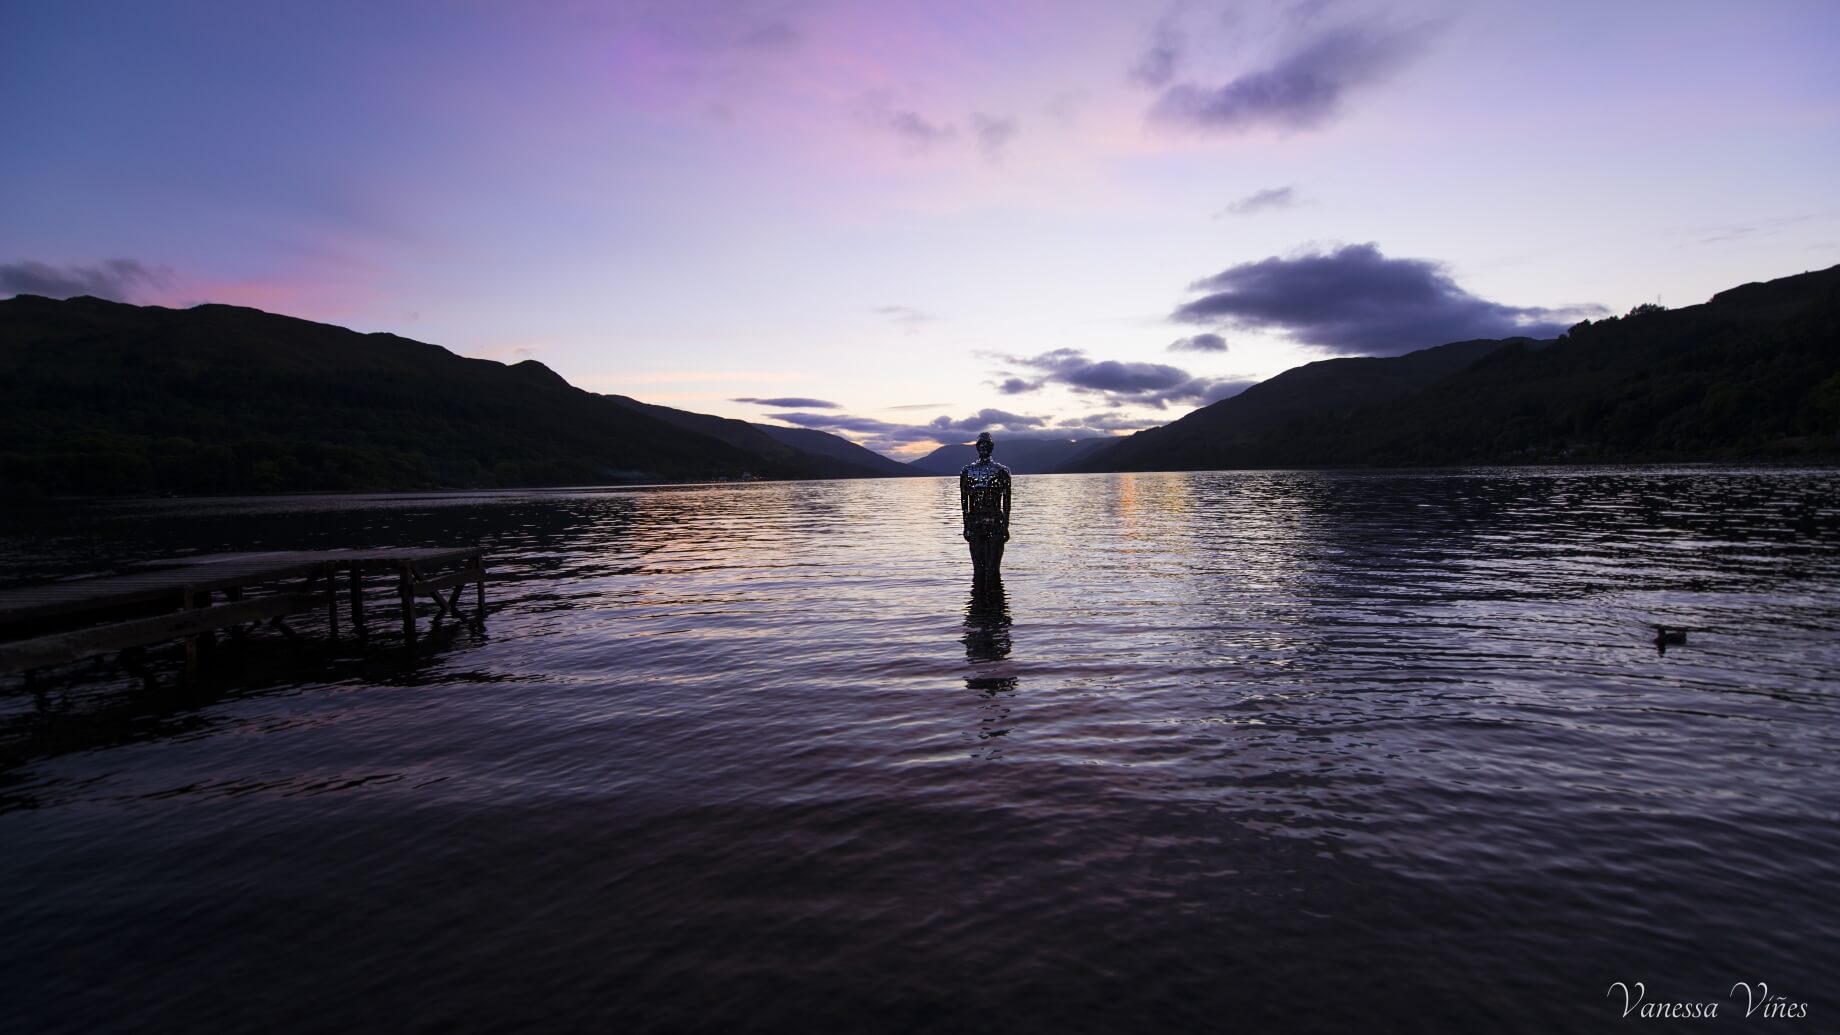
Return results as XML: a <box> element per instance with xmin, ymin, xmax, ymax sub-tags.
<box><xmin>975</xmin><ymin>432</ymin><xmax>994</xmax><ymax>459</ymax></box>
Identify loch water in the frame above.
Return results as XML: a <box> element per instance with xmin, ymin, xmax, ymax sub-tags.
<box><xmin>3</xmin><ymin>468</ymin><xmax>1838</xmax><ymax>1033</ymax></box>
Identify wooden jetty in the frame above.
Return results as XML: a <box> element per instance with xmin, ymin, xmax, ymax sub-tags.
<box><xmin>0</xmin><ymin>547</ymin><xmax>485</xmax><ymax>679</ymax></box>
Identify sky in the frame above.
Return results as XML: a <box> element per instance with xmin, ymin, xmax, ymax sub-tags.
<box><xmin>4</xmin><ymin>0</ymin><xmax>1837</xmax><ymax>457</ymax></box>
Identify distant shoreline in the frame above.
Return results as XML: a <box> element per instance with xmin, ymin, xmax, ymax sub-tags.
<box><xmin>7</xmin><ymin>458</ymin><xmax>1839</xmax><ymax>509</ymax></box>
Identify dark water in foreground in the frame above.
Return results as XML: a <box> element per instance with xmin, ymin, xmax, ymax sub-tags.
<box><xmin>3</xmin><ymin>468</ymin><xmax>1839</xmax><ymax>1033</ymax></box>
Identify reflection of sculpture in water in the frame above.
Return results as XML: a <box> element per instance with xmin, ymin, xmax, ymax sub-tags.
<box><xmin>962</xmin><ymin>582</ymin><xmax>1016</xmax><ymax>755</ymax></box>
<box><xmin>959</xmin><ymin>432</ymin><xmax>1012</xmax><ymax>584</ymax></box>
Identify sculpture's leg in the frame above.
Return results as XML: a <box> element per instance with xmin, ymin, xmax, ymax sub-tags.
<box><xmin>971</xmin><ymin>534</ymin><xmax>1002</xmax><ymax>583</ymax></box>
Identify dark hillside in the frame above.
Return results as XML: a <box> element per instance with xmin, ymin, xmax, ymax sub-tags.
<box><xmin>601</xmin><ymin>395</ymin><xmax>901</xmax><ymax>479</ymax></box>
<box><xmin>751</xmin><ymin>424</ymin><xmax>913</xmax><ymax>476</ymax></box>
<box><xmin>1072</xmin><ymin>263</ymin><xmax>1840</xmax><ymax>471</ymax></box>
<box><xmin>0</xmin><ymin>295</ymin><xmax>820</xmax><ymax>495</ymax></box>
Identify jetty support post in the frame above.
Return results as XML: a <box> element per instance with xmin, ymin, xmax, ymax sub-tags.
<box><xmin>182</xmin><ymin>587</ymin><xmax>202</xmax><ymax>673</ymax></box>
<box><xmin>223</xmin><ymin>586</ymin><xmax>247</xmax><ymax>643</ymax></box>
<box><xmin>322</xmin><ymin>567</ymin><xmax>339</xmax><ymax>643</ymax></box>
<box><xmin>472</xmin><ymin>552</ymin><xmax>485</xmax><ymax>623</ymax></box>
<box><xmin>348</xmin><ymin>567</ymin><xmax>367</xmax><ymax>644</ymax></box>
<box><xmin>398</xmin><ymin>561</ymin><xmax>417</xmax><ymax>647</ymax></box>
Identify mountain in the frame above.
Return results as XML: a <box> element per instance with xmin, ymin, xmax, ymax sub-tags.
<box><xmin>1069</xmin><ymin>338</ymin><xmax>1512</xmax><ymax>471</ymax></box>
<box><xmin>1072</xmin><ymin>263</ymin><xmax>1840</xmax><ymax>471</ymax></box>
<box><xmin>601</xmin><ymin>396</ymin><xmax>903</xmax><ymax>479</ymax></box>
<box><xmin>752</xmin><ymin>424</ymin><xmax>913</xmax><ymax>476</ymax></box>
<box><xmin>0</xmin><ymin>295</ymin><xmax>866</xmax><ymax>496</ymax></box>
<box><xmin>908</xmin><ymin>437</ymin><xmax>1117</xmax><ymax>475</ymax></box>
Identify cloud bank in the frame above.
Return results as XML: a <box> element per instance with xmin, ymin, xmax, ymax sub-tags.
<box><xmin>994</xmin><ymin>348</ymin><xmax>1251</xmax><ymax>409</ymax></box>
<box><xmin>1150</xmin><ymin>22</ymin><xmax>1433</xmax><ymax>133</ymax></box>
<box><xmin>732</xmin><ymin>396</ymin><xmax>840</xmax><ymax>409</ymax></box>
<box><xmin>0</xmin><ymin>258</ymin><xmax>170</xmax><ymax>302</ymax></box>
<box><xmin>1173</xmin><ymin>243</ymin><xmax>1606</xmax><ymax>356</ymax></box>
<box><xmin>1167</xmin><ymin>332</ymin><xmax>1227</xmax><ymax>353</ymax></box>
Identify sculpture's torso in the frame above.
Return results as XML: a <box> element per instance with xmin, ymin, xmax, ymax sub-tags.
<box><xmin>960</xmin><ymin>459</ymin><xmax>1011</xmax><ymax>532</ymax></box>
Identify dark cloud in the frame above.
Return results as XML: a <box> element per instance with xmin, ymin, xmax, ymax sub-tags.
<box><xmin>1168</xmin><ymin>332</ymin><xmax>1228</xmax><ymax>353</ymax></box>
<box><xmin>1011</xmin><ymin>349</ymin><xmax>1190</xmax><ymax>393</ymax></box>
<box><xmin>767</xmin><ymin>412</ymin><xmax>907</xmax><ymax>436</ymax></box>
<box><xmin>1172</xmin><ymin>242</ymin><xmax>1607</xmax><ymax>356</ymax></box>
<box><xmin>858</xmin><ymin>92</ymin><xmax>956</xmax><ymax>151</ymax></box>
<box><xmin>1129</xmin><ymin>19</ymin><xmax>1184</xmax><ymax>88</ymax></box>
<box><xmin>970</xmin><ymin>113</ymin><xmax>1020</xmax><ymax>164</ymax></box>
<box><xmin>1150</xmin><ymin>22</ymin><xmax>1432</xmax><ymax>133</ymax></box>
<box><xmin>927</xmin><ymin>409</ymin><xmax>1046</xmax><ymax>436</ymax></box>
<box><xmin>1072</xmin><ymin>358</ymin><xmax>1195</xmax><ymax>394</ymax></box>
<box><xmin>0</xmin><ymin>258</ymin><xmax>170</xmax><ymax>302</ymax></box>
<box><xmin>732</xmin><ymin>396</ymin><xmax>840</xmax><ymax>409</ymax></box>
<box><xmin>994</xmin><ymin>348</ymin><xmax>1245</xmax><ymax>409</ymax></box>
<box><xmin>1220</xmin><ymin>186</ymin><xmax>1300</xmax><ymax>217</ymax></box>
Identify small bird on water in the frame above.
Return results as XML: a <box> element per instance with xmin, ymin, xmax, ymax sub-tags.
<box><xmin>1653</xmin><ymin>625</ymin><xmax>1688</xmax><ymax>653</ymax></box>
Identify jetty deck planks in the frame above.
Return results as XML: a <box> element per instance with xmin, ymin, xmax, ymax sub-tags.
<box><xmin>0</xmin><ymin>547</ymin><xmax>486</xmax><ymax>677</ymax></box>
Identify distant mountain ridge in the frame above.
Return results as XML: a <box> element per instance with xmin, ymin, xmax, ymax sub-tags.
<box><xmin>0</xmin><ymin>295</ymin><xmax>903</xmax><ymax>496</ymax></box>
<box><xmin>1071</xmin><ymin>263</ymin><xmax>1840</xmax><ymax>471</ymax></box>
<box><xmin>5</xmin><ymin>261</ymin><xmax>1833</xmax><ymax>497</ymax></box>
<box><xmin>907</xmin><ymin>437</ymin><xmax>1115</xmax><ymax>475</ymax></box>
<box><xmin>752</xmin><ymin>424</ymin><xmax>912</xmax><ymax>476</ymax></box>
<box><xmin>601</xmin><ymin>395</ymin><xmax>907</xmax><ymax>479</ymax></box>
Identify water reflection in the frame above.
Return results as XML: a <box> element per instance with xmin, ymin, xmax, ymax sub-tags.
<box><xmin>4</xmin><ymin>470</ymin><xmax>1839</xmax><ymax>1034</ymax></box>
<box><xmin>963</xmin><ymin>580</ymin><xmax>1016</xmax><ymax>756</ymax></box>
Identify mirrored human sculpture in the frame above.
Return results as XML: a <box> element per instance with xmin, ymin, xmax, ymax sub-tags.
<box><xmin>959</xmin><ymin>431</ymin><xmax>1012</xmax><ymax>584</ymax></box>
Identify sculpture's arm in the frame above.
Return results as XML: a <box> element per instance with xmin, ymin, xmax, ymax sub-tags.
<box><xmin>959</xmin><ymin>474</ymin><xmax>972</xmax><ymax>538</ymax></box>
<box><xmin>1000</xmin><ymin>473</ymin><xmax>1012</xmax><ymax>541</ymax></box>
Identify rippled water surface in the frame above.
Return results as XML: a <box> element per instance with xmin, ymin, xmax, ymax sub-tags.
<box><xmin>4</xmin><ymin>469</ymin><xmax>1839</xmax><ymax>1033</ymax></box>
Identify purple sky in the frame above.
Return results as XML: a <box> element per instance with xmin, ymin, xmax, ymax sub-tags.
<box><xmin>4</xmin><ymin>0</ymin><xmax>1837</xmax><ymax>456</ymax></box>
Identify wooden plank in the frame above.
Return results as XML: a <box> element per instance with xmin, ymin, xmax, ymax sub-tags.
<box><xmin>0</xmin><ymin>556</ymin><xmax>327</xmax><ymax>624</ymax></box>
<box><xmin>0</xmin><ymin>584</ymin><xmax>191</xmax><ymax>625</ymax></box>
<box><xmin>0</xmin><ymin>548</ymin><xmax>483</xmax><ymax>626</ymax></box>
<box><xmin>326</xmin><ymin>547</ymin><xmax>484</xmax><ymax>574</ymax></box>
<box><xmin>0</xmin><ymin>592</ymin><xmax>322</xmax><ymax>674</ymax></box>
<box><xmin>0</xmin><ymin>549</ymin><xmax>486</xmax><ymax>669</ymax></box>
